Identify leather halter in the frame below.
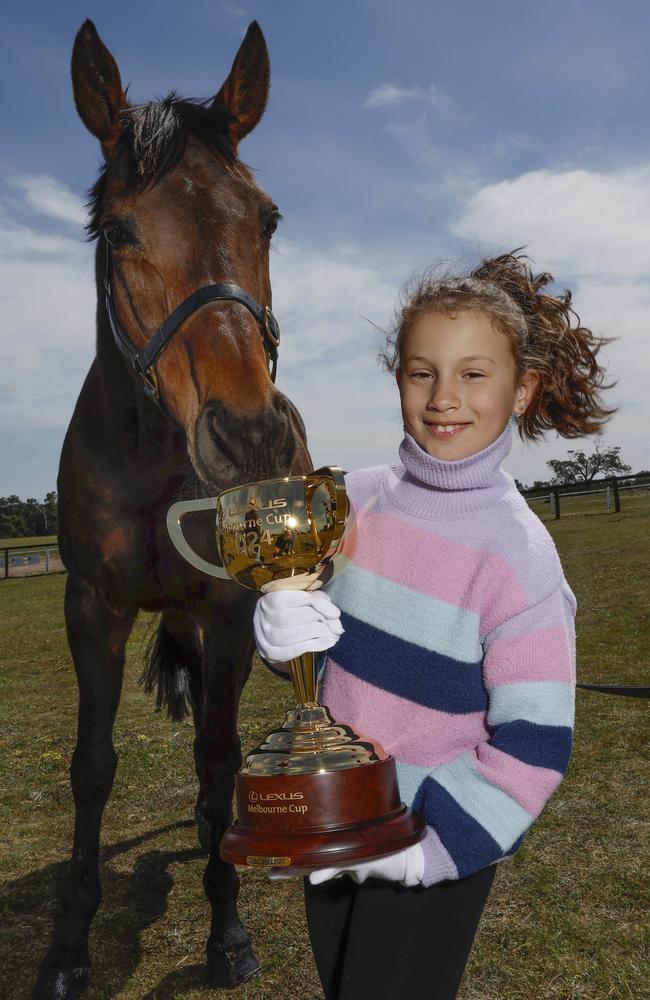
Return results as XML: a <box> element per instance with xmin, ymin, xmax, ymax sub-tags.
<box><xmin>103</xmin><ymin>240</ymin><xmax>280</xmax><ymax>405</ymax></box>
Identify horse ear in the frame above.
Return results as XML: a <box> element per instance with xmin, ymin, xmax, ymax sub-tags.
<box><xmin>210</xmin><ymin>21</ymin><xmax>270</xmax><ymax>150</ymax></box>
<box><xmin>71</xmin><ymin>19</ymin><xmax>127</xmax><ymax>158</ymax></box>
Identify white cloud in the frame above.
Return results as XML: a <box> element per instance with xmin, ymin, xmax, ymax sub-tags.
<box><xmin>12</xmin><ymin>173</ymin><xmax>86</xmax><ymax>226</ymax></box>
<box><xmin>451</xmin><ymin>164</ymin><xmax>650</xmax><ymax>482</ymax></box>
<box><xmin>451</xmin><ymin>166</ymin><xmax>650</xmax><ymax>279</ymax></box>
<box><xmin>222</xmin><ymin>1</ymin><xmax>246</xmax><ymax>21</ymax></box>
<box><xmin>270</xmin><ymin>238</ymin><xmax>404</xmax><ymax>470</ymax></box>
<box><xmin>0</xmin><ymin>176</ymin><xmax>95</xmax><ymax>433</ymax></box>
<box><xmin>271</xmin><ymin>238</ymin><xmax>396</xmax><ymax>364</ymax></box>
<box><xmin>363</xmin><ymin>83</ymin><xmax>463</xmax><ymax>122</ymax></box>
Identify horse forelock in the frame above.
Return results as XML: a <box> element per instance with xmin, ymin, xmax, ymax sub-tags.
<box><xmin>85</xmin><ymin>93</ymin><xmax>250</xmax><ymax>239</ymax></box>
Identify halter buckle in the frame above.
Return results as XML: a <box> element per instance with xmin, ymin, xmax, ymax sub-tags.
<box><xmin>263</xmin><ymin>306</ymin><xmax>280</xmax><ymax>349</ymax></box>
<box><xmin>142</xmin><ymin>368</ymin><xmax>160</xmax><ymax>404</ymax></box>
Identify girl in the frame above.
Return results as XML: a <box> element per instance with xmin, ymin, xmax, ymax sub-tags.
<box><xmin>253</xmin><ymin>250</ymin><xmax>613</xmax><ymax>1000</ymax></box>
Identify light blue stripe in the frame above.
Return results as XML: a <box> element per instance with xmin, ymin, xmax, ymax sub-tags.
<box><xmin>432</xmin><ymin>752</ymin><xmax>532</xmax><ymax>851</ymax></box>
<box><xmin>488</xmin><ymin>682</ymin><xmax>575</xmax><ymax>729</ymax></box>
<box><xmin>327</xmin><ymin>564</ymin><xmax>481</xmax><ymax>663</ymax></box>
<box><xmin>395</xmin><ymin>761</ymin><xmax>432</xmax><ymax>807</ymax></box>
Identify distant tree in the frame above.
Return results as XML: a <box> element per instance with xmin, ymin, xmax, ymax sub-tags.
<box><xmin>514</xmin><ymin>478</ymin><xmax>527</xmax><ymax>492</ymax></box>
<box><xmin>532</xmin><ymin>480</ymin><xmax>550</xmax><ymax>489</ymax></box>
<box><xmin>0</xmin><ymin>492</ymin><xmax>59</xmax><ymax>538</ymax></box>
<box><xmin>42</xmin><ymin>491</ymin><xmax>58</xmax><ymax>535</ymax></box>
<box><xmin>546</xmin><ymin>439</ymin><xmax>632</xmax><ymax>485</ymax></box>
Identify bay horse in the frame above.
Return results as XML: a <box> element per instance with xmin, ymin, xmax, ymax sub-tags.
<box><xmin>34</xmin><ymin>19</ymin><xmax>311</xmax><ymax>998</ymax></box>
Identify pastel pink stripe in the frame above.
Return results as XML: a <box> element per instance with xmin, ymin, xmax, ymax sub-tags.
<box><xmin>475</xmin><ymin>742</ymin><xmax>563</xmax><ymax>817</ymax></box>
<box><xmin>483</xmin><ymin>627</ymin><xmax>575</xmax><ymax>686</ymax></box>
<box><xmin>322</xmin><ymin>659</ymin><xmax>490</xmax><ymax>767</ymax></box>
<box><xmin>349</xmin><ymin>511</ymin><xmax>527</xmax><ymax>633</ymax></box>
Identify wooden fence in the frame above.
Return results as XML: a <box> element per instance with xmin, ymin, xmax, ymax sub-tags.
<box><xmin>522</xmin><ymin>474</ymin><xmax>650</xmax><ymax>520</ymax></box>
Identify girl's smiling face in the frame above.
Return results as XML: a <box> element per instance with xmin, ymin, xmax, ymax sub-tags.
<box><xmin>396</xmin><ymin>310</ymin><xmax>538</xmax><ymax>461</ymax></box>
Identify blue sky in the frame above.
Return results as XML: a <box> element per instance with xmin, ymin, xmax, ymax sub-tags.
<box><xmin>2</xmin><ymin>0</ymin><xmax>649</xmax><ymax>499</ymax></box>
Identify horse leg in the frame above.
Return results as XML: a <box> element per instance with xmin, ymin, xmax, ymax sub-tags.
<box><xmin>194</xmin><ymin>611</ymin><xmax>259</xmax><ymax>988</ymax></box>
<box><xmin>33</xmin><ymin>574</ymin><xmax>135</xmax><ymax>1000</ymax></box>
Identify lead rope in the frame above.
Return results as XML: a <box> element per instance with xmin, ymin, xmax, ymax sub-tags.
<box><xmin>577</xmin><ymin>682</ymin><xmax>650</xmax><ymax>698</ymax></box>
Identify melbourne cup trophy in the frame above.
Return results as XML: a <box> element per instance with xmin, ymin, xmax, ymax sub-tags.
<box><xmin>167</xmin><ymin>468</ymin><xmax>424</xmax><ymax>868</ymax></box>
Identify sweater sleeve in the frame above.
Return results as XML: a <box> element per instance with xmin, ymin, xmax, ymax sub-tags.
<box><xmin>416</xmin><ymin>580</ymin><xmax>576</xmax><ymax>886</ymax></box>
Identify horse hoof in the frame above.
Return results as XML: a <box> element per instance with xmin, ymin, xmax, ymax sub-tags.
<box><xmin>32</xmin><ymin>964</ymin><xmax>90</xmax><ymax>1000</ymax></box>
<box><xmin>207</xmin><ymin>944</ymin><xmax>260</xmax><ymax>988</ymax></box>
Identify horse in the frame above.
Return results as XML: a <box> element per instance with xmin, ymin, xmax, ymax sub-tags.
<box><xmin>34</xmin><ymin>19</ymin><xmax>312</xmax><ymax>998</ymax></box>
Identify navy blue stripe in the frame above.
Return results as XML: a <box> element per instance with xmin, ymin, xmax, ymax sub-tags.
<box><xmin>335</xmin><ymin>611</ymin><xmax>487</xmax><ymax>713</ymax></box>
<box><xmin>414</xmin><ymin>777</ymin><xmax>503</xmax><ymax>878</ymax></box>
<box><xmin>490</xmin><ymin>720</ymin><xmax>573</xmax><ymax>773</ymax></box>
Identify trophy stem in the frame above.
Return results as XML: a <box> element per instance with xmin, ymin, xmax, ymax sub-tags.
<box><xmin>288</xmin><ymin>652</ymin><xmax>318</xmax><ymax>707</ymax></box>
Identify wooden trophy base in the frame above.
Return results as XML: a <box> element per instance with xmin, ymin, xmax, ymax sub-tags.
<box><xmin>219</xmin><ymin>708</ymin><xmax>425</xmax><ymax>868</ymax></box>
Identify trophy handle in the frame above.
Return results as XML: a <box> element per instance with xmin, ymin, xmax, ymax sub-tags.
<box><xmin>304</xmin><ymin>466</ymin><xmax>347</xmax><ymax>548</ymax></box>
<box><xmin>166</xmin><ymin>498</ymin><xmax>230</xmax><ymax>580</ymax></box>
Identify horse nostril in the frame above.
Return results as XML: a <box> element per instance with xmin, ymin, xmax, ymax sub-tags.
<box><xmin>195</xmin><ymin>397</ymin><xmax>305</xmax><ymax>487</ymax></box>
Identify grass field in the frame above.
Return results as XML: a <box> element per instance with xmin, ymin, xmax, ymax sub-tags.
<box><xmin>1</xmin><ymin>508</ymin><xmax>648</xmax><ymax>999</ymax></box>
<box><xmin>0</xmin><ymin>535</ymin><xmax>59</xmax><ymax>548</ymax></box>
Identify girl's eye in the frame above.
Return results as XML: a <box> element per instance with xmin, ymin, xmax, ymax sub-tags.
<box><xmin>412</xmin><ymin>370</ymin><xmax>433</xmax><ymax>379</ymax></box>
<box><xmin>101</xmin><ymin>219</ymin><xmax>133</xmax><ymax>248</ymax></box>
<box><xmin>464</xmin><ymin>371</ymin><xmax>485</xmax><ymax>379</ymax></box>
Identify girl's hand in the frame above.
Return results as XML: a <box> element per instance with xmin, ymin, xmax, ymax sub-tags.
<box><xmin>308</xmin><ymin>844</ymin><xmax>425</xmax><ymax>888</ymax></box>
<box><xmin>253</xmin><ymin>588</ymin><xmax>344</xmax><ymax>665</ymax></box>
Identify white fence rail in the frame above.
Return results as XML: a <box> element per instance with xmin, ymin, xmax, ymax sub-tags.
<box><xmin>1</xmin><ymin>542</ymin><xmax>64</xmax><ymax>579</ymax></box>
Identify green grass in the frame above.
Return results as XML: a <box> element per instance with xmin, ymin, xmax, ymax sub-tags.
<box><xmin>0</xmin><ymin>535</ymin><xmax>58</xmax><ymax>548</ymax></box>
<box><xmin>0</xmin><ymin>508</ymin><xmax>648</xmax><ymax>999</ymax></box>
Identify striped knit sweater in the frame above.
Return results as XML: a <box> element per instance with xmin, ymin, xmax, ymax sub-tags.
<box><xmin>316</xmin><ymin>421</ymin><xmax>577</xmax><ymax>886</ymax></box>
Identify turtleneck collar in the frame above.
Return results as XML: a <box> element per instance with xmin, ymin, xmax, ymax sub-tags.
<box><xmin>384</xmin><ymin>421</ymin><xmax>515</xmax><ymax>519</ymax></box>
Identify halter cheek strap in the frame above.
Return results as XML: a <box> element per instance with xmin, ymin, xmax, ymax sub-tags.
<box><xmin>104</xmin><ymin>241</ymin><xmax>280</xmax><ymax>405</ymax></box>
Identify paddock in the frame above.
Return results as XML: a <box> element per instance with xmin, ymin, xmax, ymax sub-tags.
<box><xmin>1</xmin><ymin>505</ymin><xmax>648</xmax><ymax>999</ymax></box>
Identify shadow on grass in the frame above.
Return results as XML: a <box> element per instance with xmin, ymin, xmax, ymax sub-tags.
<box><xmin>1</xmin><ymin>819</ymin><xmax>209</xmax><ymax>999</ymax></box>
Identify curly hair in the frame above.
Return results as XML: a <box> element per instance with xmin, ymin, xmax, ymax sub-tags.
<box><xmin>379</xmin><ymin>249</ymin><xmax>615</xmax><ymax>440</ymax></box>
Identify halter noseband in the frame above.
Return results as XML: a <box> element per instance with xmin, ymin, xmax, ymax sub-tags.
<box><xmin>103</xmin><ymin>240</ymin><xmax>280</xmax><ymax>405</ymax></box>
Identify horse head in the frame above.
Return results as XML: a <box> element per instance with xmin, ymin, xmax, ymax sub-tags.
<box><xmin>71</xmin><ymin>19</ymin><xmax>310</xmax><ymax>491</ymax></box>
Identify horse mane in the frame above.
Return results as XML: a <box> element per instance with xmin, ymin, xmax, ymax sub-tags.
<box><xmin>86</xmin><ymin>93</ymin><xmax>246</xmax><ymax>239</ymax></box>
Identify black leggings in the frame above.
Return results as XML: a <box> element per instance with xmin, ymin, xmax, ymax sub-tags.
<box><xmin>303</xmin><ymin>865</ymin><xmax>496</xmax><ymax>1000</ymax></box>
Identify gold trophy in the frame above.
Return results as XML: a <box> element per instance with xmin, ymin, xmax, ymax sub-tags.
<box><xmin>167</xmin><ymin>469</ymin><xmax>424</xmax><ymax>868</ymax></box>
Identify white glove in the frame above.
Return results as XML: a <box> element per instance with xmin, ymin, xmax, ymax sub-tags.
<box><xmin>266</xmin><ymin>866</ymin><xmax>311</xmax><ymax>880</ymax></box>
<box><xmin>308</xmin><ymin>843</ymin><xmax>425</xmax><ymax>888</ymax></box>
<box><xmin>253</xmin><ymin>588</ymin><xmax>344</xmax><ymax>665</ymax></box>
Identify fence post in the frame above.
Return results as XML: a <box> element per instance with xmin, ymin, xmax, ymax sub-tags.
<box><xmin>611</xmin><ymin>478</ymin><xmax>621</xmax><ymax>513</ymax></box>
<box><xmin>551</xmin><ymin>489</ymin><xmax>561</xmax><ymax>519</ymax></box>
<box><xmin>3</xmin><ymin>548</ymin><xmax>7</xmax><ymax>579</ymax></box>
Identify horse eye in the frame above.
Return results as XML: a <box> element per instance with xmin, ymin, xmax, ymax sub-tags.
<box><xmin>102</xmin><ymin>220</ymin><xmax>132</xmax><ymax>248</ymax></box>
<box><xmin>262</xmin><ymin>210</ymin><xmax>281</xmax><ymax>239</ymax></box>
